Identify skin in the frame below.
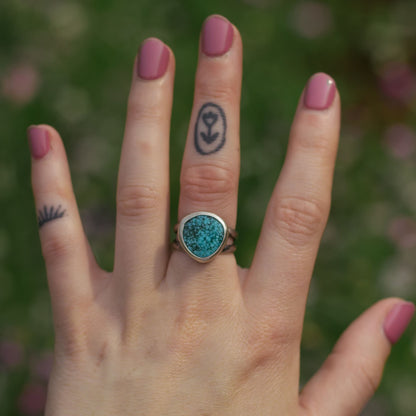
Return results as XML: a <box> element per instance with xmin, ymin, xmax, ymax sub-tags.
<box><xmin>30</xmin><ymin>15</ymin><xmax>404</xmax><ymax>416</ymax></box>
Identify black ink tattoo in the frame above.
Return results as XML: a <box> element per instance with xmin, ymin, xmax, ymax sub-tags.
<box><xmin>194</xmin><ymin>102</ymin><xmax>226</xmax><ymax>155</ymax></box>
<box><xmin>37</xmin><ymin>205</ymin><xmax>66</xmax><ymax>228</ymax></box>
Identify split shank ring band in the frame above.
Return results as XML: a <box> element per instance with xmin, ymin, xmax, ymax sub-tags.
<box><xmin>172</xmin><ymin>212</ymin><xmax>237</xmax><ymax>263</ymax></box>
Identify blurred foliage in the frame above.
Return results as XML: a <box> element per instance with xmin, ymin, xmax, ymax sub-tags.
<box><xmin>1</xmin><ymin>0</ymin><xmax>416</xmax><ymax>415</ymax></box>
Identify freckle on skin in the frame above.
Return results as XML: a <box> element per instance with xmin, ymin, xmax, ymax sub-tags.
<box><xmin>145</xmin><ymin>340</ymin><xmax>160</xmax><ymax>359</ymax></box>
<box><xmin>96</xmin><ymin>343</ymin><xmax>107</xmax><ymax>367</ymax></box>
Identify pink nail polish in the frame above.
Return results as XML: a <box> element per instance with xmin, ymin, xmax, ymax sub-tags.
<box><xmin>202</xmin><ymin>15</ymin><xmax>234</xmax><ymax>57</ymax></box>
<box><xmin>383</xmin><ymin>302</ymin><xmax>415</xmax><ymax>344</ymax></box>
<box><xmin>27</xmin><ymin>126</ymin><xmax>50</xmax><ymax>159</ymax></box>
<box><xmin>138</xmin><ymin>38</ymin><xmax>169</xmax><ymax>80</ymax></box>
<box><xmin>304</xmin><ymin>72</ymin><xmax>336</xmax><ymax>110</ymax></box>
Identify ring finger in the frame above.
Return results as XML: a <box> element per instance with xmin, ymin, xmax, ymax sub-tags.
<box><xmin>169</xmin><ymin>15</ymin><xmax>242</xmax><ymax>281</ymax></box>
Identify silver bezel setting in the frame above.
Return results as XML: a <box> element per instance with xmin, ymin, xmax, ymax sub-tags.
<box><xmin>176</xmin><ymin>211</ymin><xmax>229</xmax><ymax>263</ymax></box>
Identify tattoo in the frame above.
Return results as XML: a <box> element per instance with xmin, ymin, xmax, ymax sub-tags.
<box><xmin>37</xmin><ymin>204</ymin><xmax>66</xmax><ymax>228</ymax></box>
<box><xmin>194</xmin><ymin>102</ymin><xmax>226</xmax><ymax>155</ymax></box>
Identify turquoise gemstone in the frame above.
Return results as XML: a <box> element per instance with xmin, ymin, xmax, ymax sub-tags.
<box><xmin>182</xmin><ymin>214</ymin><xmax>225</xmax><ymax>260</ymax></box>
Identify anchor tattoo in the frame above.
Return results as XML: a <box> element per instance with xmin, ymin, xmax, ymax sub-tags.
<box><xmin>194</xmin><ymin>102</ymin><xmax>227</xmax><ymax>155</ymax></box>
<box><xmin>200</xmin><ymin>112</ymin><xmax>219</xmax><ymax>144</ymax></box>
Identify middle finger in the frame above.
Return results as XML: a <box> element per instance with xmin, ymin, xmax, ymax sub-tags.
<box><xmin>170</xmin><ymin>15</ymin><xmax>242</xmax><ymax>279</ymax></box>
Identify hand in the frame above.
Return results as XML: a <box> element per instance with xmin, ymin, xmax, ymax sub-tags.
<box><xmin>27</xmin><ymin>15</ymin><xmax>414</xmax><ymax>416</ymax></box>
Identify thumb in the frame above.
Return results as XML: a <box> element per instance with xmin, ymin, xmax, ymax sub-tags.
<box><xmin>299</xmin><ymin>298</ymin><xmax>415</xmax><ymax>416</ymax></box>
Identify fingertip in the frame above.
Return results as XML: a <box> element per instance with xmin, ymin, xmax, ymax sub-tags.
<box><xmin>27</xmin><ymin>125</ymin><xmax>51</xmax><ymax>160</ymax></box>
<box><xmin>199</xmin><ymin>14</ymin><xmax>243</xmax><ymax>63</ymax></box>
<box><xmin>383</xmin><ymin>300</ymin><xmax>415</xmax><ymax>345</ymax></box>
<box><xmin>334</xmin><ymin>297</ymin><xmax>406</xmax><ymax>351</ymax></box>
<box><xmin>201</xmin><ymin>15</ymin><xmax>234</xmax><ymax>57</ymax></box>
<box><xmin>36</xmin><ymin>124</ymin><xmax>61</xmax><ymax>135</ymax></box>
<box><xmin>136</xmin><ymin>37</ymin><xmax>173</xmax><ymax>81</ymax></box>
<box><xmin>303</xmin><ymin>72</ymin><xmax>337</xmax><ymax>111</ymax></box>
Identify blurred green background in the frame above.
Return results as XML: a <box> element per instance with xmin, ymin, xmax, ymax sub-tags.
<box><xmin>1</xmin><ymin>0</ymin><xmax>416</xmax><ymax>414</ymax></box>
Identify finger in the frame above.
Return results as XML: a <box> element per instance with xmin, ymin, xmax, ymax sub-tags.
<box><xmin>245</xmin><ymin>73</ymin><xmax>340</xmax><ymax>331</ymax></box>
<box><xmin>115</xmin><ymin>38</ymin><xmax>174</xmax><ymax>292</ymax></box>
<box><xmin>299</xmin><ymin>299</ymin><xmax>415</xmax><ymax>416</ymax></box>
<box><xmin>28</xmin><ymin>125</ymin><xmax>99</xmax><ymax>340</ymax></box>
<box><xmin>170</xmin><ymin>15</ymin><xmax>242</xmax><ymax>275</ymax></box>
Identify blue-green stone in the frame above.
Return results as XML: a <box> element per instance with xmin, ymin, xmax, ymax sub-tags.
<box><xmin>182</xmin><ymin>215</ymin><xmax>225</xmax><ymax>259</ymax></box>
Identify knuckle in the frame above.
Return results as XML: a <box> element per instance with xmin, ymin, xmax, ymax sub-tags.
<box><xmin>168</xmin><ymin>307</ymin><xmax>207</xmax><ymax>357</ymax></box>
<box><xmin>354</xmin><ymin>357</ymin><xmax>381</xmax><ymax>396</ymax></box>
<box><xmin>304</xmin><ymin>111</ymin><xmax>330</xmax><ymax>131</ymax></box>
<box><xmin>294</xmin><ymin>133</ymin><xmax>333</xmax><ymax>156</ymax></box>
<box><xmin>248</xmin><ymin>315</ymin><xmax>298</xmax><ymax>352</ymax></box>
<box><xmin>35</xmin><ymin>187</ymin><xmax>72</xmax><ymax>203</ymax></box>
<box><xmin>168</xmin><ymin>295</ymin><xmax>234</xmax><ymax>356</ymax></box>
<box><xmin>271</xmin><ymin>196</ymin><xmax>328</xmax><ymax>246</ymax></box>
<box><xmin>236</xmin><ymin>323</ymin><xmax>294</xmax><ymax>383</ymax></box>
<box><xmin>325</xmin><ymin>351</ymin><xmax>382</xmax><ymax>398</ymax></box>
<box><xmin>41</xmin><ymin>230</ymin><xmax>77</xmax><ymax>261</ymax></box>
<box><xmin>126</xmin><ymin>97</ymin><xmax>164</xmax><ymax>125</ymax></box>
<box><xmin>117</xmin><ymin>183</ymin><xmax>162</xmax><ymax>219</ymax></box>
<box><xmin>55</xmin><ymin>335</ymin><xmax>86</xmax><ymax>362</ymax></box>
<box><xmin>292</xmin><ymin>115</ymin><xmax>335</xmax><ymax>154</ymax></box>
<box><xmin>195</xmin><ymin>80</ymin><xmax>237</xmax><ymax>104</ymax></box>
<box><xmin>181</xmin><ymin>163</ymin><xmax>236</xmax><ymax>204</ymax></box>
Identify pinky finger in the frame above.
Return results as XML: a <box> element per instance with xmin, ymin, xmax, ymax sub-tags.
<box><xmin>28</xmin><ymin>125</ymin><xmax>99</xmax><ymax>338</ymax></box>
<box><xmin>299</xmin><ymin>298</ymin><xmax>415</xmax><ymax>416</ymax></box>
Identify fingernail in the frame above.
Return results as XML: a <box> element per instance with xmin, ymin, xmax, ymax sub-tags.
<box><xmin>27</xmin><ymin>126</ymin><xmax>50</xmax><ymax>159</ymax></box>
<box><xmin>137</xmin><ymin>38</ymin><xmax>169</xmax><ymax>80</ymax></box>
<box><xmin>202</xmin><ymin>15</ymin><xmax>234</xmax><ymax>57</ymax></box>
<box><xmin>304</xmin><ymin>72</ymin><xmax>336</xmax><ymax>110</ymax></box>
<box><xmin>383</xmin><ymin>301</ymin><xmax>415</xmax><ymax>344</ymax></box>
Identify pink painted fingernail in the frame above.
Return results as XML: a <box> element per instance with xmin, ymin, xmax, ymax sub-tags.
<box><xmin>383</xmin><ymin>301</ymin><xmax>415</xmax><ymax>344</ymax></box>
<box><xmin>27</xmin><ymin>126</ymin><xmax>50</xmax><ymax>159</ymax></box>
<box><xmin>202</xmin><ymin>15</ymin><xmax>234</xmax><ymax>57</ymax></box>
<box><xmin>138</xmin><ymin>38</ymin><xmax>169</xmax><ymax>80</ymax></box>
<box><xmin>304</xmin><ymin>72</ymin><xmax>336</xmax><ymax>110</ymax></box>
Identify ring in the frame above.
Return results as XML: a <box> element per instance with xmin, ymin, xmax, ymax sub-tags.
<box><xmin>172</xmin><ymin>211</ymin><xmax>237</xmax><ymax>263</ymax></box>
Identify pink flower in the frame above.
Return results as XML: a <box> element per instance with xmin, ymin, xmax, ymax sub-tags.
<box><xmin>379</xmin><ymin>62</ymin><xmax>416</xmax><ymax>104</ymax></box>
<box><xmin>18</xmin><ymin>382</ymin><xmax>47</xmax><ymax>416</ymax></box>
<box><xmin>388</xmin><ymin>217</ymin><xmax>416</xmax><ymax>249</ymax></box>
<box><xmin>384</xmin><ymin>124</ymin><xmax>416</xmax><ymax>159</ymax></box>
<box><xmin>0</xmin><ymin>339</ymin><xmax>24</xmax><ymax>369</ymax></box>
<box><xmin>1</xmin><ymin>63</ymin><xmax>40</xmax><ymax>105</ymax></box>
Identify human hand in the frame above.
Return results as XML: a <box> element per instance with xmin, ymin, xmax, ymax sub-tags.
<box><xmin>27</xmin><ymin>15</ymin><xmax>414</xmax><ymax>416</ymax></box>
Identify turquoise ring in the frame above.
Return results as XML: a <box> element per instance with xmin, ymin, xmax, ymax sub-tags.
<box><xmin>172</xmin><ymin>212</ymin><xmax>237</xmax><ymax>263</ymax></box>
